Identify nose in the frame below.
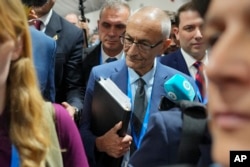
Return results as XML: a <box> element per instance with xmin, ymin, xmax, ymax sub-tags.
<box><xmin>194</xmin><ymin>28</ymin><xmax>203</xmax><ymax>41</ymax></box>
<box><xmin>125</xmin><ymin>42</ymin><xmax>139</xmax><ymax>55</ymax></box>
<box><xmin>107</xmin><ymin>26</ymin><xmax>116</xmax><ymax>37</ymax></box>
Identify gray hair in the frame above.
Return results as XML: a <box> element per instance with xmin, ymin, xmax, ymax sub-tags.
<box><xmin>99</xmin><ymin>0</ymin><xmax>131</xmax><ymax>19</ymax></box>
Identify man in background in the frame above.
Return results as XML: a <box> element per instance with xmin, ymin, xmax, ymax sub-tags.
<box><xmin>82</xmin><ymin>0</ymin><xmax>131</xmax><ymax>98</ymax></box>
<box><xmin>32</xmin><ymin>0</ymin><xmax>85</xmax><ymax>120</ymax></box>
<box><xmin>65</xmin><ymin>12</ymin><xmax>90</xmax><ymax>48</ymax></box>
<box><xmin>160</xmin><ymin>2</ymin><xmax>207</xmax><ymax>101</ymax></box>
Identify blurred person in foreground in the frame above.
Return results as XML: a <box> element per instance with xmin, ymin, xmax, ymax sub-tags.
<box><xmin>0</xmin><ymin>0</ymin><xmax>88</xmax><ymax>166</ymax></box>
<box><xmin>194</xmin><ymin>0</ymin><xmax>250</xmax><ymax>166</ymax></box>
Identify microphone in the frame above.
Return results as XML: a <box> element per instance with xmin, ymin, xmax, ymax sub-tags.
<box><xmin>164</xmin><ymin>74</ymin><xmax>195</xmax><ymax>102</ymax></box>
<box><xmin>159</xmin><ymin>74</ymin><xmax>196</xmax><ymax>111</ymax></box>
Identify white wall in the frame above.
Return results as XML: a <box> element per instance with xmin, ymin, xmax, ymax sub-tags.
<box><xmin>84</xmin><ymin>0</ymin><xmax>190</xmax><ymax>34</ymax></box>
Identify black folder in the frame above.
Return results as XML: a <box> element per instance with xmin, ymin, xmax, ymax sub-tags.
<box><xmin>91</xmin><ymin>77</ymin><xmax>131</xmax><ymax>137</ymax></box>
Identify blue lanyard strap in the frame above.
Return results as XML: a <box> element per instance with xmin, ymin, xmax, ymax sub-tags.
<box><xmin>127</xmin><ymin>77</ymin><xmax>152</xmax><ymax>149</ymax></box>
<box><xmin>11</xmin><ymin>145</ymin><xmax>20</xmax><ymax>167</ymax></box>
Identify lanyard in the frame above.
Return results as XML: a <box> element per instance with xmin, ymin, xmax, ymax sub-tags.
<box><xmin>127</xmin><ymin>77</ymin><xmax>152</xmax><ymax>149</ymax></box>
<box><xmin>11</xmin><ymin>145</ymin><xmax>20</xmax><ymax>167</ymax></box>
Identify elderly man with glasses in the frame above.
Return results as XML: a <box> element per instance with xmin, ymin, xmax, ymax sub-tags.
<box><xmin>80</xmin><ymin>6</ymin><xmax>199</xmax><ymax>167</ymax></box>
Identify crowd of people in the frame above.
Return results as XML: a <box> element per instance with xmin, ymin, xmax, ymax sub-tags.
<box><xmin>0</xmin><ymin>0</ymin><xmax>248</xmax><ymax>167</ymax></box>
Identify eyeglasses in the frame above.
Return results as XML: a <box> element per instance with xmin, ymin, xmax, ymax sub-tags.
<box><xmin>120</xmin><ymin>35</ymin><xmax>163</xmax><ymax>51</ymax></box>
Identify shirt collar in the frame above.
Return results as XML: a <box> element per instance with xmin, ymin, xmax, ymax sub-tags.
<box><xmin>180</xmin><ymin>48</ymin><xmax>208</xmax><ymax>67</ymax></box>
<box><xmin>128</xmin><ymin>58</ymin><xmax>157</xmax><ymax>86</ymax></box>
<box><xmin>101</xmin><ymin>45</ymin><xmax>123</xmax><ymax>63</ymax></box>
<box><xmin>39</xmin><ymin>9</ymin><xmax>53</xmax><ymax>31</ymax></box>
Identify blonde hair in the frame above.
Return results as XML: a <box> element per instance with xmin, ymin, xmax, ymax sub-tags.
<box><xmin>0</xmin><ymin>0</ymin><xmax>50</xmax><ymax>166</ymax></box>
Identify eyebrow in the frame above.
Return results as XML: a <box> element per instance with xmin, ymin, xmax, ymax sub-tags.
<box><xmin>124</xmin><ymin>33</ymin><xmax>151</xmax><ymax>43</ymax></box>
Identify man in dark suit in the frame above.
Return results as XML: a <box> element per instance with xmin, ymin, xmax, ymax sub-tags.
<box><xmin>160</xmin><ymin>2</ymin><xmax>207</xmax><ymax>103</ymax></box>
<box><xmin>82</xmin><ymin>0</ymin><xmax>131</xmax><ymax>95</ymax></box>
<box><xmin>160</xmin><ymin>2</ymin><xmax>207</xmax><ymax>77</ymax></box>
<box><xmin>80</xmin><ymin>6</ymin><xmax>199</xmax><ymax>167</ymax></box>
<box><xmin>33</xmin><ymin>0</ymin><xmax>84</xmax><ymax>118</ymax></box>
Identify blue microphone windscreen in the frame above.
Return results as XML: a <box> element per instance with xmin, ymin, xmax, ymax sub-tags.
<box><xmin>164</xmin><ymin>74</ymin><xmax>195</xmax><ymax>102</ymax></box>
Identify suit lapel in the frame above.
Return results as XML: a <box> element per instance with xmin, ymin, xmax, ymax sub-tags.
<box><xmin>86</xmin><ymin>43</ymin><xmax>102</xmax><ymax>66</ymax></box>
<box><xmin>150</xmin><ymin>63</ymin><xmax>169</xmax><ymax>114</ymax></box>
<box><xmin>110</xmin><ymin>60</ymin><xmax>128</xmax><ymax>95</ymax></box>
<box><xmin>176</xmin><ymin>50</ymin><xmax>191</xmax><ymax>76</ymax></box>
<box><xmin>45</xmin><ymin>11</ymin><xmax>62</xmax><ymax>39</ymax></box>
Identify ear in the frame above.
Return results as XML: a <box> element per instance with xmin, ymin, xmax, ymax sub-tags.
<box><xmin>173</xmin><ymin>27</ymin><xmax>180</xmax><ymax>40</ymax></box>
<box><xmin>11</xmin><ymin>35</ymin><xmax>23</xmax><ymax>61</ymax></box>
<box><xmin>160</xmin><ymin>38</ymin><xmax>171</xmax><ymax>55</ymax></box>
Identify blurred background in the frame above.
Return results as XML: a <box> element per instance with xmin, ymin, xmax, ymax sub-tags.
<box><xmin>53</xmin><ymin>0</ymin><xmax>189</xmax><ymax>34</ymax></box>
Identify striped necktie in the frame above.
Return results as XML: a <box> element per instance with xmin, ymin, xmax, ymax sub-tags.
<box><xmin>193</xmin><ymin>61</ymin><xmax>205</xmax><ymax>99</ymax></box>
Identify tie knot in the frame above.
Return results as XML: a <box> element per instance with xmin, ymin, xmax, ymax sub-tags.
<box><xmin>137</xmin><ymin>78</ymin><xmax>145</xmax><ymax>88</ymax></box>
<box><xmin>106</xmin><ymin>57</ymin><xmax>117</xmax><ymax>63</ymax></box>
<box><xmin>193</xmin><ymin>61</ymin><xmax>202</xmax><ymax>69</ymax></box>
<box><xmin>33</xmin><ymin>20</ymin><xmax>42</xmax><ymax>30</ymax></box>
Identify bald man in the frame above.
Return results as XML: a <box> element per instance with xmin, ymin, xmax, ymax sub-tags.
<box><xmin>80</xmin><ymin>6</ymin><xmax>198</xmax><ymax>167</ymax></box>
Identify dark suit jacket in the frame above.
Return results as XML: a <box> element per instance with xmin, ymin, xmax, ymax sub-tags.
<box><xmin>160</xmin><ymin>49</ymin><xmax>191</xmax><ymax>76</ymax></box>
<box><xmin>30</xmin><ymin>27</ymin><xmax>56</xmax><ymax>102</ymax></box>
<box><xmin>80</xmin><ymin>59</ymin><xmax>198</xmax><ymax>167</ymax></box>
<box><xmin>129</xmin><ymin>110</ymin><xmax>182</xmax><ymax>166</ymax></box>
<box><xmin>129</xmin><ymin>110</ymin><xmax>212</xmax><ymax>167</ymax></box>
<box><xmin>45</xmin><ymin>11</ymin><xmax>84</xmax><ymax>110</ymax></box>
<box><xmin>82</xmin><ymin>43</ymin><xmax>102</xmax><ymax>94</ymax></box>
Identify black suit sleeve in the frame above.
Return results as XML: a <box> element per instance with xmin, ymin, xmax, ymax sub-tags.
<box><xmin>64</xmin><ymin>27</ymin><xmax>84</xmax><ymax>110</ymax></box>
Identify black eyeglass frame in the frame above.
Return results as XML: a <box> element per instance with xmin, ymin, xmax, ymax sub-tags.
<box><xmin>119</xmin><ymin>35</ymin><xmax>164</xmax><ymax>50</ymax></box>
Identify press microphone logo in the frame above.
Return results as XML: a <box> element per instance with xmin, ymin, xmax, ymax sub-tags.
<box><xmin>230</xmin><ymin>151</ymin><xmax>250</xmax><ymax>167</ymax></box>
<box><xmin>164</xmin><ymin>74</ymin><xmax>195</xmax><ymax>102</ymax></box>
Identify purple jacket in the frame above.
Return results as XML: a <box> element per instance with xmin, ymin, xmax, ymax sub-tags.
<box><xmin>0</xmin><ymin>103</ymin><xmax>89</xmax><ymax>167</ymax></box>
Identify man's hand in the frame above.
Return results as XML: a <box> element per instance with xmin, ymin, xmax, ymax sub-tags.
<box><xmin>61</xmin><ymin>102</ymin><xmax>75</xmax><ymax>120</ymax></box>
<box><xmin>95</xmin><ymin>121</ymin><xmax>132</xmax><ymax>158</ymax></box>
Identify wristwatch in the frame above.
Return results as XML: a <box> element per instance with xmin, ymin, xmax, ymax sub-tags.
<box><xmin>73</xmin><ymin>106</ymin><xmax>79</xmax><ymax>114</ymax></box>
<box><xmin>73</xmin><ymin>106</ymin><xmax>81</xmax><ymax>127</ymax></box>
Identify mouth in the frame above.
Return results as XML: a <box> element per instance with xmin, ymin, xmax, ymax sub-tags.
<box><xmin>192</xmin><ymin>43</ymin><xmax>203</xmax><ymax>47</ymax></box>
<box><xmin>105</xmin><ymin>39</ymin><xmax>119</xmax><ymax>43</ymax></box>
<box><xmin>213</xmin><ymin>112</ymin><xmax>250</xmax><ymax>130</ymax></box>
<box><xmin>127</xmin><ymin>55</ymin><xmax>144</xmax><ymax>62</ymax></box>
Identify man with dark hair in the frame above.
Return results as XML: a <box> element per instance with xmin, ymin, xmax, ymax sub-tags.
<box><xmin>160</xmin><ymin>1</ymin><xmax>207</xmax><ymax>102</ymax></box>
<box><xmin>22</xmin><ymin>0</ymin><xmax>47</xmax><ymax>6</ymax></box>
